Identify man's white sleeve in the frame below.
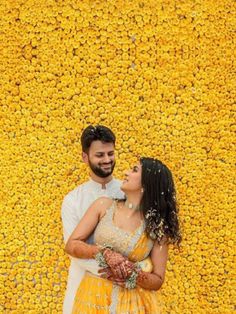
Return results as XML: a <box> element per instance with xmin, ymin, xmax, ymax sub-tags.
<box><xmin>61</xmin><ymin>193</ymin><xmax>99</xmax><ymax>275</ymax></box>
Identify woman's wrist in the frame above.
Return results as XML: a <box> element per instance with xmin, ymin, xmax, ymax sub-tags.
<box><xmin>94</xmin><ymin>246</ymin><xmax>111</xmax><ymax>267</ymax></box>
<box><xmin>136</xmin><ymin>271</ymin><xmax>163</xmax><ymax>290</ymax></box>
<box><xmin>91</xmin><ymin>245</ymin><xmax>101</xmax><ymax>258</ymax></box>
<box><xmin>124</xmin><ymin>263</ymin><xmax>141</xmax><ymax>289</ymax></box>
<box><xmin>136</xmin><ymin>269</ymin><xmax>148</xmax><ymax>284</ymax></box>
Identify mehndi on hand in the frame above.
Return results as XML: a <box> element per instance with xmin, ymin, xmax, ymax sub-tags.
<box><xmin>103</xmin><ymin>249</ymin><xmax>134</xmax><ymax>279</ymax></box>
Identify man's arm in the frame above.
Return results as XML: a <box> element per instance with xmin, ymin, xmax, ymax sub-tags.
<box><xmin>61</xmin><ymin>191</ymin><xmax>100</xmax><ymax>274</ymax></box>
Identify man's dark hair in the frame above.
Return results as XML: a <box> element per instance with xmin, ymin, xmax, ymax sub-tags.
<box><xmin>81</xmin><ymin>125</ymin><xmax>116</xmax><ymax>153</ymax></box>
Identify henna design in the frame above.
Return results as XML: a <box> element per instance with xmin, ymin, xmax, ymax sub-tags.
<box><xmin>137</xmin><ymin>270</ymin><xmax>149</xmax><ymax>283</ymax></box>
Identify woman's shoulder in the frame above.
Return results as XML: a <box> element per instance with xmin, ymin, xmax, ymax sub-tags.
<box><xmin>91</xmin><ymin>197</ymin><xmax>113</xmax><ymax>214</ymax></box>
<box><xmin>91</xmin><ymin>197</ymin><xmax>115</xmax><ymax>220</ymax></box>
<box><xmin>94</xmin><ymin>196</ymin><xmax>114</xmax><ymax>206</ymax></box>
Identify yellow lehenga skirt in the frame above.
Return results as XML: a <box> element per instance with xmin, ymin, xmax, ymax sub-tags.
<box><xmin>72</xmin><ymin>202</ymin><xmax>162</xmax><ymax>314</ymax></box>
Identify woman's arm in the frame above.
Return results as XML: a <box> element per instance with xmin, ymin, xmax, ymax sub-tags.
<box><xmin>136</xmin><ymin>240</ymin><xmax>168</xmax><ymax>290</ymax></box>
<box><xmin>101</xmin><ymin>240</ymin><xmax>168</xmax><ymax>291</ymax></box>
<box><xmin>65</xmin><ymin>197</ymin><xmax>113</xmax><ymax>258</ymax></box>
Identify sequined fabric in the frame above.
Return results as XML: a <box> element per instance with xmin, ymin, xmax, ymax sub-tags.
<box><xmin>72</xmin><ymin>201</ymin><xmax>162</xmax><ymax>314</ymax></box>
<box><xmin>94</xmin><ymin>201</ymin><xmax>147</xmax><ymax>258</ymax></box>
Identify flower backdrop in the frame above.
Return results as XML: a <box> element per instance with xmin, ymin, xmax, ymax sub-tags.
<box><xmin>0</xmin><ymin>0</ymin><xmax>235</xmax><ymax>313</ymax></box>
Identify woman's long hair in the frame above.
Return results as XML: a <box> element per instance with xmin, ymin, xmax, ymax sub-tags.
<box><xmin>140</xmin><ymin>157</ymin><xmax>182</xmax><ymax>246</ymax></box>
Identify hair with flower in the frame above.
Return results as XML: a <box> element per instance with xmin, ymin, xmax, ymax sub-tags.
<box><xmin>140</xmin><ymin>157</ymin><xmax>182</xmax><ymax>246</ymax></box>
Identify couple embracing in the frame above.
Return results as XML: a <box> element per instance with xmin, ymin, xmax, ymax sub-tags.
<box><xmin>61</xmin><ymin>125</ymin><xmax>181</xmax><ymax>314</ymax></box>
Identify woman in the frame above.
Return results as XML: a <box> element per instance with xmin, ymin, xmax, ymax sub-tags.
<box><xmin>65</xmin><ymin>157</ymin><xmax>181</xmax><ymax>313</ymax></box>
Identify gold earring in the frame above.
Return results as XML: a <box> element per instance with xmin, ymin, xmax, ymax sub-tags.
<box><xmin>141</xmin><ymin>188</ymin><xmax>144</xmax><ymax>193</ymax></box>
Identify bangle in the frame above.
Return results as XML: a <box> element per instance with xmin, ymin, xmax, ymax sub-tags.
<box><xmin>125</xmin><ymin>263</ymin><xmax>141</xmax><ymax>289</ymax></box>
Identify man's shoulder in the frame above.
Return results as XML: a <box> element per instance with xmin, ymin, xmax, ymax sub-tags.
<box><xmin>63</xmin><ymin>180</ymin><xmax>90</xmax><ymax>201</ymax></box>
<box><xmin>109</xmin><ymin>178</ymin><xmax>124</xmax><ymax>198</ymax></box>
<box><xmin>111</xmin><ymin>177</ymin><xmax>122</xmax><ymax>186</ymax></box>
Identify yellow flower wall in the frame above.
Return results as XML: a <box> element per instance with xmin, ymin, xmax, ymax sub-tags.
<box><xmin>1</xmin><ymin>0</ymin><xmax>235</xmax><ymax>313</ymax></box>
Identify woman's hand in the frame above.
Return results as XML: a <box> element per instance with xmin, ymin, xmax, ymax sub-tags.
<box><xmin>99</xmin><ymin>241</ymin><xmax>168</xmax><ymax>291</ymax></box>
<box><xmin>102</xmin><ymin>249</ymin><xmax>136</xmax><ymax>279</ymax></box>
<box><xmin>100</xmin><ymin>248</ymin><xmax>137</xmax><ymax>281</ymax></box>
<box><xmin>117</xmin><ymin>259</ymin><xmax>136</xmax><ymax>278</ymax></box>
<box><xmin>98</xmin><ymin>267</ymin><xmax>126</xmax><ymax>287</ymax></box>
<box><xmin>103</xmin><ymin>248</ymin><xmax>125</xmax><ymax>267</ymax></box>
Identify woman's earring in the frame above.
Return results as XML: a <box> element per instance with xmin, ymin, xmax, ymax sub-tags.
<box><xmin>141</xmin><ymin>188</ymin><xmax>144</xmax><ymax>193</ymax></box>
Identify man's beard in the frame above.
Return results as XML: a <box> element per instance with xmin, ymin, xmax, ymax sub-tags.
<box><xmin>88</xmin><ymin>160</ymin><xmax>115</xmax><ymax>178</ymax></box>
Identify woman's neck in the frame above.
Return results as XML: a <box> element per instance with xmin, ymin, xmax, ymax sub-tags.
<box><xmin>124</xmin><ymin>192</ymin><xmax>142</xmax><ymax>209</ymax></box>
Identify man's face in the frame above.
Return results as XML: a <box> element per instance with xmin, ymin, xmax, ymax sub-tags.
<box><xmin>83</xmin><ymin>141</ymin><xmax>115</xmax><ymax>178</ymax></box>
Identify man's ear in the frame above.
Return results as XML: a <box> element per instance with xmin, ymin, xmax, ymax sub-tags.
<box><xmin>82</xmin><ymin>152</ymin><xmax>88</xmax><ymax>164</ymax></box>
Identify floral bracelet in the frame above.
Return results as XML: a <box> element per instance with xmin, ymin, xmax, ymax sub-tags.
<box><xmin>125</xmin><ymin>263</ymin><xmax>142</xmax><ymax>289</ymax></box>
<box><xmin>94</xmin><ymin>252</ymin><xmax>108</xmax><ymax>268</ymax></box>
<box><xmin>94</xmin><ymin>244</ymin><xmax>113</xmax><ymax>268</ymax></box>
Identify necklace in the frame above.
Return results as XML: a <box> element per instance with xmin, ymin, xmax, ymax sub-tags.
<box><xmin>124</xmin><ymin>200</ymin><xmax>140</xmax><ymax>211</ymax></box>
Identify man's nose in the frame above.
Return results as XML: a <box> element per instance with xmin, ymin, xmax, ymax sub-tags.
<box><xmin>103</xmin><ymin>154</ymin><xmax>111</xmax><ymax>163</ymax></box>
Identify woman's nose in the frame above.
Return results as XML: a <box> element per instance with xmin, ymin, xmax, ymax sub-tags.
<box><xmin>124</xmin><ymin>170</ymin><xmax>130</xmax><ymax>176</ymax></box>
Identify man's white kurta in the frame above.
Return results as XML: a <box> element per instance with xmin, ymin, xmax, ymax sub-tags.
<box><xmin>61</xmin><ymin>178</ymin><xmax>124</xmax><ymax>314</ymax></box>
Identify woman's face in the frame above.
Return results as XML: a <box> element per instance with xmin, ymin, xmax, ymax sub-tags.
<box><xmin>121</xmin><ymin>163</ymin><xmax>142</xmax><ymax>192</ymax></box>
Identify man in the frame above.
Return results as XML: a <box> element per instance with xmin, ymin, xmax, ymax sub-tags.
<box><xmin>61</xmin><ymin>125</ymin><xmax>124</xmax><ymax>314</ymax></box>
